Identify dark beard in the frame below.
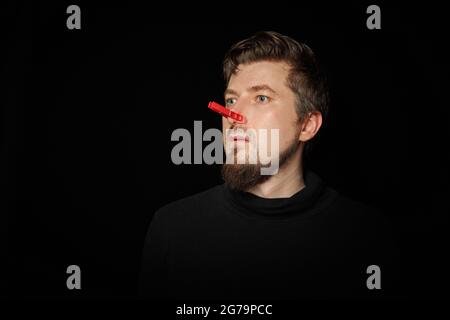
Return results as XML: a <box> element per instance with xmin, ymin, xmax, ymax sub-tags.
<box><xmin>221</xmin><ymin>139</ymin><xmax>300</xmax><ymax>192</ymax></box>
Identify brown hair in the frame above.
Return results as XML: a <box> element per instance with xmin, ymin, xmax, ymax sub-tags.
<box><xmin>223</xmin><ymin>31</ymin><xmax>329</xmax><ymax>122</ymax></box>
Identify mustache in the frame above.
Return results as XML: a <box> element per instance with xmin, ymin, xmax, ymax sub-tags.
<box><xmin>225</xmin><ymin>126</ymin><xmax>257</xmax><ymax>140</ymax></box>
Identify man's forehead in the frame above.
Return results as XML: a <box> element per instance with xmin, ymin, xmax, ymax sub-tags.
<box><xmin>227</xmin><ymin>61</ymin><xmax>290</xmax><ymax>94</ymax></box>
<box><xmin>232</xmin><ymin>61</ymin><xmax>289</xmax><ymax>77</ymax></box>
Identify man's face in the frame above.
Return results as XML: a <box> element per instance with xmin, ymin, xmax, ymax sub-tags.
<box><xmin>221</xmin><ymin>61</ymin><xmax>302</xmax><ymax>190</ymax></box>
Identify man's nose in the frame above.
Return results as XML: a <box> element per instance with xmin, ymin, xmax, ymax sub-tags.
<box><xmin>227</xmin><ymin>101</ymin><xmax>248</xmax><ymax>125</ymax></box>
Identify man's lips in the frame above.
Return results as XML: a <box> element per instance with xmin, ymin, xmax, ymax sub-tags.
<box><xmin>230</xmin><ymin>136</ymin><xmax>250</xmax><ymax>142</ymax></box>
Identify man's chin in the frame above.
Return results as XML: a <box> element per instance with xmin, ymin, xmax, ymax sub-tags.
<box><xmin>221</xmin><ymin>163</ymin><xmax>271</xmax><ymax>192</ymax></box>
<box><xmin>222</xmin><ymin>138</ymin><xmax>301</xmax><ymax>192</ymax></box>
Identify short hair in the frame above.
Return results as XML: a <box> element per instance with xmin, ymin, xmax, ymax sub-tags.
<box><xmin>223</xmin><ymin>31</ymin><xmax>329</xmax><ymax>122</ymax></box>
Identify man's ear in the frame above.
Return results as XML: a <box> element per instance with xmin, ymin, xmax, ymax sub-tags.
<box><xmin>298</xmin><ymin>111</ymin><xmax>323</xmax><ymax>142</ymax></box>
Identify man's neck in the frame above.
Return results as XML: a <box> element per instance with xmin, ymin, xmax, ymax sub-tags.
<box><xmin>247</xmin><ymin>156</ymin><xmax>305</xmax><ymax>199</ymax></box>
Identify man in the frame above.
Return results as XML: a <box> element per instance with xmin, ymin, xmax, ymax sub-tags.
<box><xmin>139</xmin><ymin>31</ymin><xmax>400</xmax><ymax>299</ymax></box>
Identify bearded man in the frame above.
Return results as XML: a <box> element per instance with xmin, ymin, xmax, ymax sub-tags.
<box><xmin>139</xmin><ymin>31</ymin><xmax>400</xmax><ymax>300</ymax></box>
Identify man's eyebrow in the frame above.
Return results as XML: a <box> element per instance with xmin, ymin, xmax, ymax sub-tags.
<box><xmin>248</xmin><ymin>84</ymin><xmax>277</xmax><ymax>95</ymax></box>
<box><xmin>224</xmin><ymin>85</ymin><xmax>278</xmax><ymax>97</ymax></box>
<box><xmin>224</xmin><ymin>88</ymin><xmax>238</xmax><ymax>97</ymax></box>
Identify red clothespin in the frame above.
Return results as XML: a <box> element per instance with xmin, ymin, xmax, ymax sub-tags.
<box><xmin>208</xmin><ymin>101</ymin><xmax>246</xmax><ymax>123</ymax></box>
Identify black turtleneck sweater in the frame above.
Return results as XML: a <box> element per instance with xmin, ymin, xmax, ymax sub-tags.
<box><xmin>139</xmin><ymin>172</ymin><xmax>400</xmax><ymax>299</ymax></box>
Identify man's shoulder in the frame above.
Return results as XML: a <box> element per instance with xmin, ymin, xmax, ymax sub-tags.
<box><xmin>328</xmin><ymin>191</ymin><xmax>387</xmax><ymax>223</ymax></box>
<box><xmin>152</xmin><ymin>184</ymin><xmax>224</xmax><ymax>222</ymax></box>
<box><xmin>327</xmin><ymin>192</ymin><xmax>396</xmax><ymax>245</ymax></box>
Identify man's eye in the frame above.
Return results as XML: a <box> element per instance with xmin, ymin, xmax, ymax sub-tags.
<box><xmin>225</xmin><ymin>98</ymin><xmax>237</xmax><ymax>107</ymax></box>
<box><xmin>257</xmin><ymin>95</ymin><xmax>270</xmax><ymax>103</ymax></box>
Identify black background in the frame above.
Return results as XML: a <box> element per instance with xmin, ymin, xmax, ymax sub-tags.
<box><xmin>5</xmin><ymin>2</ymin><xmax>450</xmax><ymax>299</ymax></box>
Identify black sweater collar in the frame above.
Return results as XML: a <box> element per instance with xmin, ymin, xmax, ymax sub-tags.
<box><xmin>223</xmin><ymin>171</ymin><xmax>328</xmax><ymax>220</ymax></box>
